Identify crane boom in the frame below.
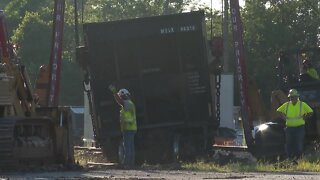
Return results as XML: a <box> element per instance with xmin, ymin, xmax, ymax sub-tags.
<box><xmin>229</xmin><ymin>0</ymin><xmax>254</xmax><ymax>151</ymax></box>
<box><xmin>48</xmin><ymin>0</ymin><xmax>65</xmax><ymax>107</ymax></box>
<box><xmin>0</xmin><ymin>10</ymin><xmax>11</xmax><ymax>63</ymax></box>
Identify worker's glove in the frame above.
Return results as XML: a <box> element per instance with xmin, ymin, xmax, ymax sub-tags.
<box><xmin>109</xmin><ymin>85</ymin><xmax>117</xmax><ymax>94</ymax></box>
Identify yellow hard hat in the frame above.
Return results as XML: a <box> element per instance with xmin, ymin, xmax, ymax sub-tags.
<box><xmin>288</xmin><ymin>89</ymin><xmax>299</xmax><ymax>97</ymax></box>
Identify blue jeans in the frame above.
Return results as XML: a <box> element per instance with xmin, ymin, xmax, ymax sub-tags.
<box><xmin>285</xmin><ymin>125</ymin><xmax>305</xmax><ymax>159</ymax></box>
<box><xmin>123</xmin><ymin>131</ymin><xmax>136</xmax><ymax>166</ymax></box>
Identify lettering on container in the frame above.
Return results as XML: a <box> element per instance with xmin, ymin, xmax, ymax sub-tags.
<box><xmin>142</xmin><ymin>68</ymin><xmax>161</xmax><ymax>74</ymax></box>
<box><xmin>160</xmin><ymin>25</ymin><xmax>197</xmax><ymax>34</ymax></box>
<box><xmin>186</xmin><ymin>72</ymin><xmax>206</xmax><ymax>94</ymax></box>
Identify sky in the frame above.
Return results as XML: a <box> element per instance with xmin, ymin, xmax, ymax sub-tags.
<box><xmin>200</xmin><ymin>0</ymin><xmax>245</xmax><ymax>10</ymax></box>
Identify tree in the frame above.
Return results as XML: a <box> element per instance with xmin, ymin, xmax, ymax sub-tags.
<box><xmin>80</xmin><ymin>0</ymin><xmax>195</xmax><ymax>22</ymax></box>
<box><xmin>3</xmin><ymin>0</ymin><xmax>82</xmax><ymax>105</ymax></box>
<box><xmin>241</xmin><ymin>0</ymin><xmax>320</xmax><ymax>105</ymax></box>
<box><xmin>2</xmin><ymin>0</ymin><xmax>209</xmax><ymax>105</ymax></box>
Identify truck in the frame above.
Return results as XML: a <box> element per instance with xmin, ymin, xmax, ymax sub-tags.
<box><xmin>77</xmin><ymin>11</ymin><xmax>218</xmax><ymax>163</ymax></box>
<box><xmin>0</xmin><ymin>1</ymin><xmax>74</xmax><ymax>169</ymax></box>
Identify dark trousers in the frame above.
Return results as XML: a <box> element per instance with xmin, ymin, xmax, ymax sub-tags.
<box><xmin>285</xmin><ymin>125</ymin><xmax>305</xmax><ymax>159</ymax></box>
<box><xmin>123</xmin><ymin>131</ymin><xmax>136</xmax><ymax>166</ymax></box>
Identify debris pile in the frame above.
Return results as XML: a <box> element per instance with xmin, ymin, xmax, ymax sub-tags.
<box><xmin>212</xmin><ymin>150</ymin><xmax>257</xmax><ymax>165</ymax></box>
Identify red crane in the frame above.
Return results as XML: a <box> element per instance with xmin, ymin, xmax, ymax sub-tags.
<box><xmin>0</xmin><ymin>10</ymin><xmax>11</xmax><ymax>64</ymax></box>
<box><xmin>34</xmin><ymin>0</ymin><xmax>65</xmax><ymax>107</ymax></box>
<box><xmin>229</xmin><ymin>0</ymin><xmax>254</xmax><ymax>151</ymax></box>
<box><xmin>47</xmin><ymin>0</ymin><xmax>66</xmax><ymax>107</ymax></box>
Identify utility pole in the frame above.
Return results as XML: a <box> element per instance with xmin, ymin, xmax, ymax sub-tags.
<box><xmin>223</xmin><ymin>0</ymin><xmax>229</xmax><ymax>72</ymax></box>
<box><xmin>74</xmin><ymin>0</ymin><xmax>79</xmax><ymax>47</ymax></box>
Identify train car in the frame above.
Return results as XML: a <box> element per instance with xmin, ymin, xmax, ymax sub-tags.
<box><xmin>78</xmin><ymin>11</ymin><xmax>218</xmax><ymax>163</ymax></box>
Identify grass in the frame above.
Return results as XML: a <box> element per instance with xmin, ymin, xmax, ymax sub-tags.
<box><xmin>74</xmin><ymin>148</ymin><xmax>108</xmax><ymax>166</ymax></box>
<box><xmin>74</xmin><ymin>141</ymin><xmax>320</xmax><ymax>172</ymax></box>
<box><xmin>182</xmin><ymin>152</ymin><xmax>320</xmax><ymax>172</ymax></box>
<box><xmin>74</xmin><ymin>151</ymin><xmax>320</xmax><ymax>172</ymax></box>
<box><xmin>182</xmin><ymin>140</ymin><xmax>320</xmax><ymax>172</ymax></box>
<box><xmin>182</xmin><ymin>160</ymin><xmax>319</xmax><ymax>172</ymax></box>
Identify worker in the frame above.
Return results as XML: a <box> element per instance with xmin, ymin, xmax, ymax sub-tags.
<box><xmin>302</xmin><ymin>59</ymin><xmax>319</xmax><ymax>80</ymax></box>
<box><xmin>276</xmin><ymin>89</ymin><xmax>313</xmax><ymax>160</ymax></box>
<box><xmin>109</xmin><ymin>85</ymin><xmax>137</xmax><ymax>168</ymax></box>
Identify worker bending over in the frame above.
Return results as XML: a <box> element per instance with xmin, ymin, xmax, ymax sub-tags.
<box><xmin>276</xmin><ymin>89</ymin><xmax>313</xmax><ymax>160</ymax></box>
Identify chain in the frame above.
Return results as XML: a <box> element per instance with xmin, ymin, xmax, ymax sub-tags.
<box><xmin>83</xmin><ymin>71</ymin><xmax>98</xmax><ymax>143</ymax></box>
<box><xmin>215</xmin><ymin>74</ymin><xmax>221</xmax><ymax>126</ymax></box>
<box><xmin>85</xmin><ymin>89</ymin><xmax>97</xmax><ymax>139</ymax></box>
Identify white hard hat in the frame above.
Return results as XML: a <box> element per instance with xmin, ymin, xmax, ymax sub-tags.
<box><xmin>117</xmin><ymin>88</ymin><xmax>130</xmax><ymax>96</ymax></box>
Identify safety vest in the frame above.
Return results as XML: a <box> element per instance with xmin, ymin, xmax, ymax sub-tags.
<box><xmin>277</xmin><ymin>100</ymin><xmax>313</xmax><ymax>127</ymax></box>
<box><xmin>120</xmin><ymin>100</ymin><xmax>137</xmax><ymax>131</ymax></box>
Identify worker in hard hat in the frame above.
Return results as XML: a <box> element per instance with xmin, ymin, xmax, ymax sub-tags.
<box><xmin>276</xmin><ymin>89</ymin><xmax>313</xmax><ymax>160</ymax></box>
<box><xmin>109</xmin><ymin>85</ymin><xmax>137</xmax><ymax>168</ymax></box>
<box><xmin>302</xmin><ymin>59</ymin><xmax>319</xmax><ymax>80</ymax></box>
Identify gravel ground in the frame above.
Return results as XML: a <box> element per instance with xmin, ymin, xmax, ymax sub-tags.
<box><xmin>1</xmin><ymin>146</ymin><xmax>319</xmax><ymax>180</ymax></box>
<box><xmin>1</xmin><ymin>169</ymin><xmax>320</xmax><ymax>180</ymax></box>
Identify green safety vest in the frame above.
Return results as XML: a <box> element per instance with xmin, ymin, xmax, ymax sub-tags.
<box><xmin>277</xmin><ymin>100</ymin><xmax>313</xmax><ymax>127</ymax></box>
<box><xmin>120</xmin><ymin>100</ymin><xmax>137</xmax><ymax>131</ymax></box>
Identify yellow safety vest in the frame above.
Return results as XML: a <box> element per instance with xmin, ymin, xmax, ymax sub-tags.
<box><xmin>120</xmin><ymin>100</ymin><xmax>137</xmax><ymax>131</ymax></box>
<box><xmin>277</xmin><ymin>100</ymin><xmax>313</xmax><ymax>127</ymax></box>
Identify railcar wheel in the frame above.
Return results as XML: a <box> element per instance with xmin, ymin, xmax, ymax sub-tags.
<box><xmin>118</xmin><ymin>140</ymin><xmax>124</xmax><ymax>165</ymax></box>
<box><xmin>102</xmin><ymin>137</ymin><xmax>121</xmax><ymax>163</ymax></box>
<box><xmin>172</xmin><ymin>134</ymin><xmax>181</xmax><ymax>162</ymax></box>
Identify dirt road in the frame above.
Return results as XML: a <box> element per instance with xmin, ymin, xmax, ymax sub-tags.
<box><xmin>1</xmin><ymin>169</ymin><xmax>320</xmax><ymax>180</ymax></box>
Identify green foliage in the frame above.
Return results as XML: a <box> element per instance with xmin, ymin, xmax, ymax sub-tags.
<box><xmin>4</xmin><ymin>0</ymin><xmax>317</xmax><ymax>107</ymax></box>
<box><xmin>1</xmin><ymin>0</ymin><xmax>200</xmax><ymax>106</ymax></box>
<box><xmin>2</xmin><ymin>0</ymin><xmax>82</xmax><ymax>105</ymax></box>
<box><xmin>242</xmin><ymin>0</ymin><xmax>320</xmax><ymax>105</ymax></box>
<box><xmin>82</xmin><ymin>0</ymin><xmax>193</xmax><ymax>22</ymax></box>
<box><xmin>2</xmin><ymin>0</ymin><xmax>53</xmax><ymax>32</ymax></box>
<box><xmin>12</xmin><ymin>11</ymin><xmax>51</xmax><ymax>81</ymax></box>
<box><xmin>60</xmin><ymin>59</ymin><xmax>84</xmax><ymax>105</ymax></box>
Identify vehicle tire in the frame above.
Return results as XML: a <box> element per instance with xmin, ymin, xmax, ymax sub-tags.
<box><xmin>254</xmin><ymin>122</ymin><xmax>285</xmax><ymax>161</ymax></box>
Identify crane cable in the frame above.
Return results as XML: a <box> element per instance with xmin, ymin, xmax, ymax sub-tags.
<box><xmin>81</xmin><ymin>0</ymin><xmax>84</xmax><ymax>24</ymax></box>
<box><xmin>75</xmin><ymin>0</ymin><xmax>98</xmax><ymax>142</ymax></box>
<box><xmin>74</xmin><ymin>0</ymin><xmax>79</xmax><ymax>46</ymax></box>
<box><xmin>210</xmin><ymin>0</ymin><xmax>213</xmax><ymax>40</ymax></box>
